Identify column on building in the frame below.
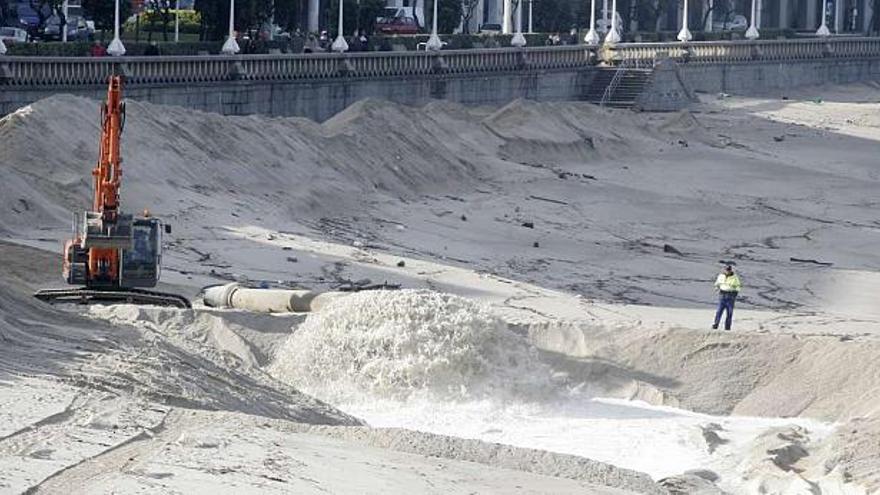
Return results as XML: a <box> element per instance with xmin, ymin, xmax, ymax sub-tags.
<box><xmin>473</xmin><ymin>0</ymin><xmax>485</xmax><ymax>32</ymax></box>
<box><xmin>484</xmin><ymin>0</ymin><xmax>502</xmax><ymax>26</ymax></box>
<box><xmin>629</xmin><ymin>1</ymin><xmax>639</xmax><ymax>31</ymax></box>
<box><xmin>704</xmin><ymin>0</ymin><xmax>714</xmax><ymax>31</ymax></box>
<box><xmin>308</xmin><ymin>0</ymin><xmax>320</xmax><ymax>32</ymax></box>
<box><xmin>675</xmin><ymin>0</ymin><xmax>682</xmax><ymax>30</ymax></box>
<box><xmin>806</xmin><ymin>0</ymin><xmax>818</xmax><ymax>29</ymax></box>
<box><xmin>834</xmin><ymin>0</ymin><xmax>842</xmax><ymax>31</ymax></box>
<box><xmin>779</xmin><ymin>0</ymin><xmax>789</xmax><ymax>28</ymax></box>
<box><xmin>864</xmin><ymin>0</ymin><xmax>875</xmax><ymax>32</ymax></box>
<box><xmin>415</xmin><ymin>0</ymin><xmax>425</xmax><ymax>29</ymax></box>
<box><xmin>502</xmin><ymin>0</ymin><xmax>511</xmax><ymax>33</ymax></box>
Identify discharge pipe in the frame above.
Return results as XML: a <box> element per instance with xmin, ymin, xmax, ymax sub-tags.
<box><xmin>203</xmin><ymin>283</ymin><xmax>346</xmax><ymax>313</ymax></box>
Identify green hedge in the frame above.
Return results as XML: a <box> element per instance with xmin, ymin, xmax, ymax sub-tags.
<box><xmin>8</xmin><ymin>42</ymin><xmax>95</xmax><ymax>56</ymax></box>
<box><xmin>124</xmin><ymin>10</ymin><xmax>202</xmax><ymax>35</ymax></box>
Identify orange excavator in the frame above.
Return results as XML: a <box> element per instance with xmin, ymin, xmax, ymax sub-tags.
<box><xmin>34</xmin><ymin>75</ymin><xmax>190</xmax><ymax>308</ymax></box>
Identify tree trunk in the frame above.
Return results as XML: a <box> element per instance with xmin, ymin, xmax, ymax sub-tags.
<box><xmin>162</xmin><ymin>9</ymin><xmax>169</xmax><ymax>41</ymax></box>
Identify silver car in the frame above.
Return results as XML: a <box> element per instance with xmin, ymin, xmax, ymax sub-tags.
<box><xmin>0</xmin><ymin>26</ymin><xmax>29</xmax><ymax>44</ymax></box>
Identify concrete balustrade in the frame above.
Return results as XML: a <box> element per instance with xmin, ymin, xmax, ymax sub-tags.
<box><xmin>0</xmin><ymin>46</ymin><xmax>594</xmax><ymax>87</ymax></box>
<box><xmin>613</xmin><ymin>37</ymin><xmax>880</xmax><ymax>65</ymax></box>
<box><xmin>2</xmin><ymin>38</ymin><xmax>879</xmax><ymax>88</ymax></box>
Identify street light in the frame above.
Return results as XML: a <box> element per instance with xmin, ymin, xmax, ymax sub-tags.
<box><xmin>745</xmin><ymin>0</ymin><xmax>760</xmax><ymax>39</ymax></box>
<box><xmin>677</xmin><ymin>0</ymin><xmax>692</xmax><ymax>42</ymax></box>
<box><xmin>511</xmin><ymin>0</ymin><xmax>526</xmax><ymax>46</ymax></box>
<box><xmin>584</xmin><ymin>0</ymin><xmax>599</xmax><ymax>45</ymax></box>
<box><xmin>62</xmin><ymin>0</ymin><xmax>68</xmax><ymax>43</ymax></box>
<box><xmin>108</xmin><ymin>0</ymin><xmax>126</xmax><ymax>56</ymax></box>
<box><xmin>221</xmin><ymin>0</ymin><xmax>240</xmax><ymax>53</ymax></box>
<box><xmin>426</xmin><ymin>0</ymin><xmax>442</xmax><ymax>50</ymax></box>
<box><xmin>817</xmin><ymin>0</ymin><xmax>831</xmax><ymax>36</ymax></box>
<box><xmin>331</xmin><ymin>0</ymin><xmax>349</xmax><ymax>52</ymax></box>
<box><xmin>175</xmin><ymin>0</ymin><xmax>180</xmax><ymax>43</ymax></box>
<box><xmin>603</xmin><ymin>0</ymin><xmax>619</xmax><ymax>44</ymax></box>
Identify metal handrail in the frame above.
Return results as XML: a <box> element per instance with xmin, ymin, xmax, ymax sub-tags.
<box><xmin>600</xmin><ymin>59</ymin><xmax>631</xmax><ymax>107</ymax></box>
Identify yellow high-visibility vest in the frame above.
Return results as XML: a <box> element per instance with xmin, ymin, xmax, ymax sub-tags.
<box><xmin>715</xmin><ymin>273</ymin><xmax>742</xmax><ymax>292</ymax></box>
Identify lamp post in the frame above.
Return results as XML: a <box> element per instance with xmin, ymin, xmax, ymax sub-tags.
<box><xmin>331</xmin><ymin>0</ymin><xmax>348</xmax><ymax>52</ymax></box>
<box><xmin>426</xmin><ymin>0</ymin><xmax>442</xmax><ymax>50</ymax></box>
<box><xmin>584</xmin><ymin>0</ymin><xmax>599</xmax><ymax>44</ymax></box>
<box><xmin>174</xmin><ymin>0</ymin><xmax>180</xmax><ymax>42</ymax></box>
<box><xmin>62</xmin><ymin>0</ymin><xmax>68</xmax><ymax>43</ymax></box>
<box><xmin>817</xmin><ymin>0</ymin><xmax>831</xmax><ymax>36</ymax></box>
<box><xmin>511</xmin><ymin>0</ymin><xmax>526</xmax><ymax>46</ymax></box>
<box><xmin>677</xmin><ymin>0</ymin><xmax>692</xmax><ymax>41</ymax></box>
<box><xmin>745</xmin><ymin>0</ymin><xmax>759</xmax><ymax>39</ymax></box>
<box><xmin>107</xmin><ymin>0</ymin><xmax>126</xmax><ymax>56</ymax></box>
<box><xmin>603</xmin><ymin>0</ymin><xmax>619</xmax><ymax>44</ymax></box>
<box><xmin>221</xmin><ymin>0</ymin><xmax>240</xmax><ymax>53</ymax></box>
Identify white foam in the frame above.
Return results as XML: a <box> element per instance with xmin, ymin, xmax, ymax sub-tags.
<box><xmin>269</xmin><ymin>289</ymin><xmax>555</xmax><ymax>403</ymax></box>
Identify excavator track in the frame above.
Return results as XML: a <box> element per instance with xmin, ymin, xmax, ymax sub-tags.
<box><xmin>33</xmin><ymin>288</ymin><xmax>191</xmax><ymax>309</ymax></box>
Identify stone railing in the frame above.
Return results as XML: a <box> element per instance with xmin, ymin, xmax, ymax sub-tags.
<box><xmin>611</xmin><ymin>36</ymin><xmax>880</xmax><ymax>65</ymax></box>
<box><xmin>0</xmin><ymin>45</ymin><xmax>595</xmax><ymax>87</ymax></box>
<box><xmin>2</xmin><ymin>37</ymin><xmax>879</xmax><ymax>87</ymax></box>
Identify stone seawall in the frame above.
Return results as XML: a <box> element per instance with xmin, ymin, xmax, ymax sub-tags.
<box><xmin>0</xmin><ymin>69</ymin><xmax>596</xmax><ymax>121</ymax></box>
<box><xmin>1</xmin><ymin>56</ymin><xmax>879</xmax><ymax>120</ymax></box>
<box><xmin>679</xmin><ymin>57</ymin><xmax>880</xmax><ymax>94</ymax></box>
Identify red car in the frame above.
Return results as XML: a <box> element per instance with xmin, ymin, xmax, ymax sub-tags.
<box><xmin>376</xmin><ymin>16</ymin><xmax>420</xmax><ymax>35</ymax></box>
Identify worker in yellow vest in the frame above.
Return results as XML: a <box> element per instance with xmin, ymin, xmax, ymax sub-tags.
<box><xmin>712</xmin><ymin>264</ymin><xmax>742</xmax><ymax>330</ymax></box>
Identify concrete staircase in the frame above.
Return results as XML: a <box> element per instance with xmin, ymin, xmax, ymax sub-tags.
<box><xmin>585</xmin><ymin>67</ymin><xmax>654</xmax><ymax>109</ymax></box>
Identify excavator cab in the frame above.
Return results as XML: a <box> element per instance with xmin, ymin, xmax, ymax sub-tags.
<box><xmin>120</xmin><ymin>217</ymin><xmax>164</xmax><ymax>288</ymax></box>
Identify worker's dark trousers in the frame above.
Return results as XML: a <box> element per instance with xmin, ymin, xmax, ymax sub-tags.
<box><xmin>713</xmin><ymin>292</ymin><xmax>737</xmax><ymax>330</ymax></box>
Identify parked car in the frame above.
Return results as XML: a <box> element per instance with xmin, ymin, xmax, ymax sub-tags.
<box><xmin>377</xmin><ymin>7</ymin><xmax>423</xmax><ymax>29</ymax></box>
<box><xmin>416</xmin><ymin>40</ymin><xmax>448</xmax><ymax>50</ymax></box>
<box><xmin>712</xmin><ymin>13</ymin><xmax>748</xmax><ymax>31</ymax></box>
<box><xmin>376</xmin><ymin>16</ymin><xmax>420</xmax><ymax>35</ymax></box>
<box><xmin>479</xmin><ymin>23</ymin><xmax>502</xmax><ymax>34</ymax></box>
<box><xmin>0</xmin><ymin>26</ymin><xmax>29</xmax><ymax>44</ymax></box>
<box><xmin>42</xmin><ymin>15</ymin><xmax>89</xmax><ymax>41</ymax></box>
<box><xmin>13</xmin><ymin>2</ymin><xmax>52</xmax><ymax>38</ymax></box>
